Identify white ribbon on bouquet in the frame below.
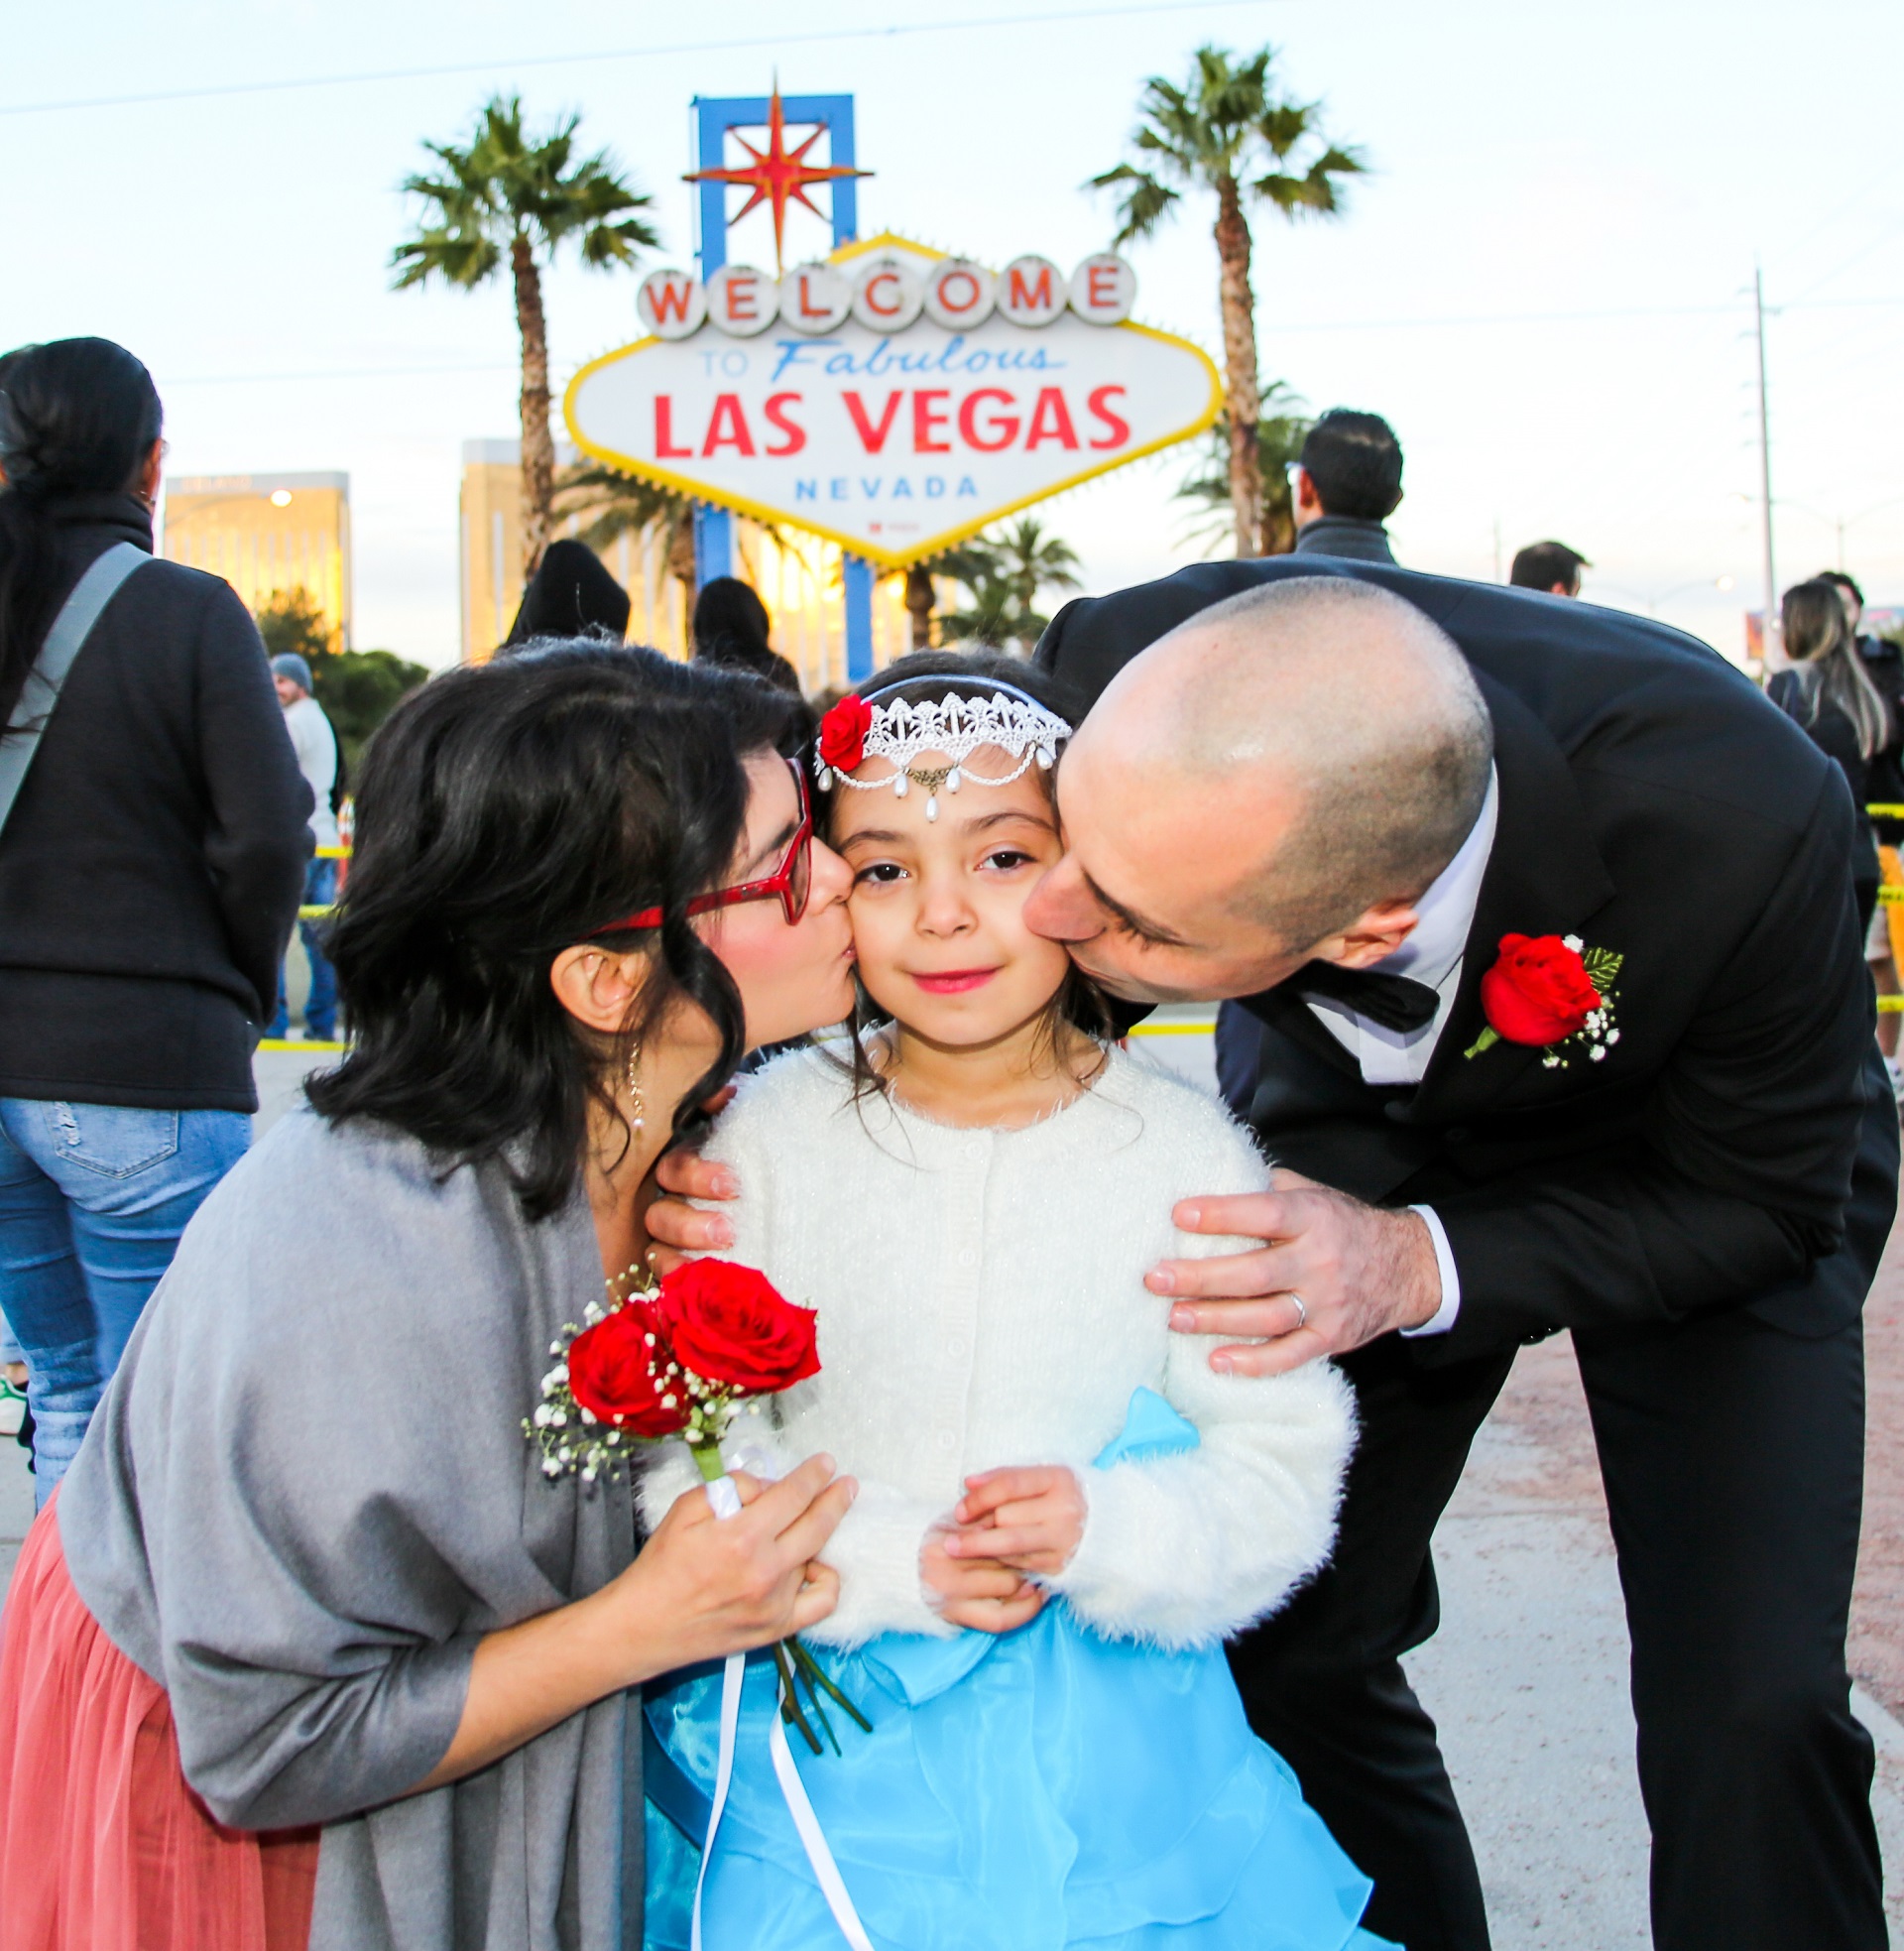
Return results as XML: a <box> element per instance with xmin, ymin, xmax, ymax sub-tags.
<box><xmin>690</xmin><ymin>1469</ymin><xmax>875</xmax><ymax>1951</ymax></box>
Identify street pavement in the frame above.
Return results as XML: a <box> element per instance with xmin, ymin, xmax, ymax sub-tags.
<box><xmin>0</xmin><ymin>1029</ymin><xmax>1898</xmax><ymax>1944</ymax></box>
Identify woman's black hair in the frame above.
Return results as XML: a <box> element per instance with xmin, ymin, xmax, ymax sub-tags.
<box><xmin>0</xmin><ymin>338</ymin><xmax>164</xmax><ymax>721</ymax></box>
<box><xmin>819</xmin><ymin>647</ymin><xmax>1113</xmax><ymax>1100</ymax></box>
<box><xmin>306</xmin><ymin>640</ymin><xmax>801</xmax><ymax>1220</ymax></box>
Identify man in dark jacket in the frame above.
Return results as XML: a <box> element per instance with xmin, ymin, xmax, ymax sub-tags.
<box><xmin>0</xmin><ymin>433</ymin><xmax>311</xmax><ymax>1495</ymax></box>
<box><xmin>1289</xmin><ymin>409</ymin><xmax>1404</xmax><ymax>565</ymax></box>
<box><xmin>1029</xmin><ymin>559</ymin><xmax>1895</xmax><ymax>1951</ymax></box>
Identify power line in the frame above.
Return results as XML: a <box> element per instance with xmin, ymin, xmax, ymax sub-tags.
<box><xmin>1258</xmin><ymin>293</ymin><xmax>1904</xmax><ymax>334</ymax></box>
<box><xmin>0</xmin><ymin>1</ymin><xmax>1277</xmax><ymax>119</ymax></box>
<box><xmin>152</xmin><ymin>292</ymin><xmax>1904</xmax><ymax>388</ymax></box>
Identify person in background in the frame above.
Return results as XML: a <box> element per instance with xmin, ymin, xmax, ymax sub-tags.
<box><xmin>503</xmin><ymin>536</ymin><xmax>632</xmax><ymax>648</ymax></box>
<box><xmin>1288</xmin><ymin>409</ymin><xmax>1404</xmax><ymax>565</ymax></box>
<box><xmin>0</xmin><ymin>338</ymin><xmax>310</xmax><ymax>1501</ymax></box>
<box><xmin>1509</xmin><ymin>540</ymin><xmax>1590</xmax><ymax>597</ymax></box>
<box><xmin>693</xmin><ymin>574</ymin><xmax>804</xmax><ymax>699</ymax></box>
<box><xmin>1769</xmin><ymin>578</ymin><xmax>1888</xmax><ymax>935</ymax></box>
<box><xmin>267</xmin><ymin>652</ymin><xmax>340</xmax><ymax>1043</ymax></box>
<box><xmin>1819</xmin><ymin>570</ymin><xmax>1904</xmax><ymax>1078</ymax></box>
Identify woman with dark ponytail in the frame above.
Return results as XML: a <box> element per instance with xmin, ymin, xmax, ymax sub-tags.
<box><xmin>0</xmin><ymin>338</ymin><xmax>311</xmax><ymax>1499</ymax></box>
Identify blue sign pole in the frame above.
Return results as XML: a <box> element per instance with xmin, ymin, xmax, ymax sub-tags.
<box><xmin>688</xmin><ymin>94</ymin><xmax>875</xmax><ymax>675</ymax></box>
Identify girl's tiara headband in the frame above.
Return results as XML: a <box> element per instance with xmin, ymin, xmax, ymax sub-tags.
<box><xmin>814</xmin><ymin>679</ymin><xmax>1073</xmax><ymax>822</ymax></box>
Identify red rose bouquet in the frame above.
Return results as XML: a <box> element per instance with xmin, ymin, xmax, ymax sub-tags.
<box><xmin>526</xmin><ymin>1258</ymin><xmax>863</xmax><ymax>1753</ymax></box>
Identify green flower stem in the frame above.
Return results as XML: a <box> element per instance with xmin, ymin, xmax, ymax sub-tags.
<box><xmin>1462</xmin><ymin>1027</ymin><xmax>1500</xmax><ymax>1060</ymax></box>
<box><xmin>773</xmin><ymin>1641</ymin><xmax>825</xmax><ymax>1755</ymax></box>
<box><xmin>688</xmin><ymin>1441</ymin><xmax>727</xmax><ymax>1486</ymax></box>
<box><xmin>790</xmin><ymin>1638</ymin><xmax>873</xmax><ymax>1734</ymax></box>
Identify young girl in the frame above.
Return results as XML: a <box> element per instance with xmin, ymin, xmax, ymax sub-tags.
<box><xmin>641</xmin><ymin>652</ymin><xmax>1388</xmax><ymax>1951</ymax></box>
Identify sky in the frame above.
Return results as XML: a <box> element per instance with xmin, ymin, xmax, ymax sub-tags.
<box><xmin>3</xmin><ymin>0</ymin><xmax>1900</xmax><ymax>668</ymax></box>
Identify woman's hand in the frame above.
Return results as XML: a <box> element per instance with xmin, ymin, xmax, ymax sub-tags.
<box><xmin>615</xmin><ymin>1457</ymin><xmax>854</xmax><ymax>1674</ymax></box>
<box><xmin>920</xmin><ymin>1525</ymin><xmax>1047</xmax><ymax>1635</ymax></box>
<box><xmin>414</xmin><ymin>1454</ymin><xmax>853</xmax><ymax>1793</ymax></box>
<box><xmin>949</xmin><ymin>1466</ymin><xmax>1087</xmax><ymax>1576</ymax></box>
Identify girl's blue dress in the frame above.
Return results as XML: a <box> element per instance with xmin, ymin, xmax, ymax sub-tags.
<box><xmin>643</xmin><ymin>1394</ymin><xmax>1392</xmax><ymax>1951</ymax></box>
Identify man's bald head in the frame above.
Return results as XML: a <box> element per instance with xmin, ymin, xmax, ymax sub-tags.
<box><xmin>1029</xmin><ymin>577</ymin><xmax>1493</xmax><ymax>1002</ymax></box>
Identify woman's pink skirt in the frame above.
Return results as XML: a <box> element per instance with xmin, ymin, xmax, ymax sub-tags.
<box><xmin>0</xmin><ymin>1495</ymin><xmax>319</xmax><ymax>1951</ymax></box>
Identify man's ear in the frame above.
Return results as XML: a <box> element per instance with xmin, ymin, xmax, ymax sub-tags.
<box><xmin>1308</xmin><ymin>899</ymin><xmax>1421</xmax><ymax>971</ymax></box>
<box><xmin>548</xmin><ymin>943</ymin><xmax>651</xmax><ymax>1036</ymax></box>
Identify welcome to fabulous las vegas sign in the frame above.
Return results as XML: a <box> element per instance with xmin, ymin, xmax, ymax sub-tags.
<box><xmin>564</xmin><ymin>234</ymin><xmax>1222</xmax><ymax>572</ymax></box>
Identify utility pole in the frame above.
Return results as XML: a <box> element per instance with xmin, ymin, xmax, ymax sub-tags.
<box><xmin>1753</xmin><ymin>263</ymin><xmax>1778</xmax><ymax>663</ymax></box>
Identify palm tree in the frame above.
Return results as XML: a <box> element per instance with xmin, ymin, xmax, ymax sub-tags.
<box><xmin>988</xmin><ymin>517</ymin><xmax>1083</xmax><ymax>619</ymax></box>
<box><xmin>937</xmin><ymin>574</ymin><xmax>1022</xmax><ymax>652</ymax></box>
<box><xmin>935</xmin><ymin>518</ymin><xmax>1084</xmax><ymax>652</ymax></box>
<box><xmin>1091</xmin><ymin>46</ymin><xmax>1363</xmax><ymax>557</ymax></box>
<box><xmin>393</xmin><ymin>97</ymin><xmax>657</xmax><ymax>576</ymax></box>
<box><xmin>895</xmin><ymin>542</ymin><xmax>1011</xmax><ymax>651</ymax></box>
<box><xmin>1176</xmin><ymin>385</ymin><xmax>1314</xmax><ymax>557</ymax></box>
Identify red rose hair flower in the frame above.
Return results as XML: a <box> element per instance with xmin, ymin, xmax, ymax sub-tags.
<box><xmin>817</xmin><ymin>694</ymin><xmax>873</xmax><ymax>775</ymax></box>
<box><xmin>566</xmin><ymin>1298</ymin><xmax>688</xmax><ymax>1437</ymax></box>
<box><xmin>1479</xmin><ymin>933</ymin><xmax>1601</xmax><ymax>1046</ymax></box>
<box><xmin>656</xmin><ymin>1259</ymin><xmax>821</xmax><ymax>1395</ymax></box>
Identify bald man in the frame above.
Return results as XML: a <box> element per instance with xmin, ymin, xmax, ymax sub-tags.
<box><xmin>1026</xmin><ymin>562</ymin><xmax>1896</xmax><ymax>1951</ymax></box>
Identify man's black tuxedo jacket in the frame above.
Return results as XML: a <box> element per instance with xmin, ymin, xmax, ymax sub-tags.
<box><xmin>1037</xmin><ymin>558</ymin><xmax>1899</xmax><ymax>1360</ymax></box>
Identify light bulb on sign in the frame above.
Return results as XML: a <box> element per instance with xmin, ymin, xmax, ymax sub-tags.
<box><xmin>270</xmin><ymin>489</ymin><xmax>293</xmax><ymax>507</ymax></box>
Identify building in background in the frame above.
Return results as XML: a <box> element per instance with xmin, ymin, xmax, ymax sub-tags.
<box><xmin>459</xmin><ymin>438</ymin><xmax>916</xmax><ymax>683</ymax></box>
<box><xmin>162</xmin><ymin>472</ymin><xmax>351</xmax><ymax>649</ymax></box>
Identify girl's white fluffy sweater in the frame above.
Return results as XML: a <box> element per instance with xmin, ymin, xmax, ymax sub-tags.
<box><xmin>638</xmin><ymin>1042</ymin><xmax>1355</xmax><ymax>1650</ymax></box>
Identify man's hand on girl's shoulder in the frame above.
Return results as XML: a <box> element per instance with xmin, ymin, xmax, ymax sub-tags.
<box><xmin>1148</xmin><ymin>1168</ymin><xmax>1444</xmax><ymax>1378</ymax></box>
<box><xmin>643</xmin><ymin>1144</ymin><xmax>741</xmax><ymax>1272</ymax></box>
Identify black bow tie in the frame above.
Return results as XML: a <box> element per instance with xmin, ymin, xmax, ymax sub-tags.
<box><xmin>1288</xmin><ymin>960</ymin><xmax>1442</xmax><ymax>1034</ymax></box>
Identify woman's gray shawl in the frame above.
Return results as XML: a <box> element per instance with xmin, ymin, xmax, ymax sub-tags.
<box><xmin>59</xmin><ymin>1107</ymin><xmax>643</xmax><ymax>1951</ymax></box>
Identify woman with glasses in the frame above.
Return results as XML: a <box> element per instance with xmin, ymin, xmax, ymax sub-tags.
<box><xmin>0</xmin><ymin>641</ymin><xmax>859</xmax><ymax>1951</ymax></box>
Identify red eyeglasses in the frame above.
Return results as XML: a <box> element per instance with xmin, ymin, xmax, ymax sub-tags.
<box><xmin>591</xmin><ymin>756</ymin><xmax>813</xmax><ymax>935</ymax></box>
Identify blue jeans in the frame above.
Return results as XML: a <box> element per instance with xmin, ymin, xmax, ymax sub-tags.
<box><xmin>0</xmin><ymin>1100</ymin><xmax>250</xmax><ymax>1502</ymax></box>
<box><xmin>268</xmin><ymin>855</ymin><xmax>338</xmax><ymax>1039</ymax></box>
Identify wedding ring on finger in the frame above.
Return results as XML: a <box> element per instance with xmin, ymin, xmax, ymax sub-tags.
<box><xmin>1285</xmin><ymin>1292</ymin><xmax>1308</xmax><ymax>1334</ymax></box>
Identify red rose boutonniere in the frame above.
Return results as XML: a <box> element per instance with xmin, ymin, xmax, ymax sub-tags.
<box><xmin>1465</xmin><ymin>932</ymin><xmax>1623</xmax><ymax>1069</ymax></box>
<box><xmin>816</xmin><ymin>694</ymin><xmax>873</xmax><ymax>782</ymax></box>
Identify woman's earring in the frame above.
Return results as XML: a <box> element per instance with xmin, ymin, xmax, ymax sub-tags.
<box><xmin>626</xmin><ymin>1040</ymin><xmax>646</xmax><ymax>1132</ymax></box>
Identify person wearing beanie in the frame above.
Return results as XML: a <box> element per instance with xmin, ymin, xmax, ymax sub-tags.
<box><xmin>268</xmin><ymin>651</ymin><xmax>340</xmax><ymax>1041</ymax></box>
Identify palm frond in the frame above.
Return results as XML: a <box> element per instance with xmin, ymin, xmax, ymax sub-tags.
<box><xmin>392</xmin><ymin>93</ymin><xmax>657</xmax><ymax>292</ymax></box>
<box><xmin>1091</xmin><ymin>43</ymin><xmax>1365</xmax><ymax>246</ymax></box>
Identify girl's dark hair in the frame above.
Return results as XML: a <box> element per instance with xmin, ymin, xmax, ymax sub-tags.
<box><xmin>819</xmin><ymin>648</ymin><xmax>1112</xmax><ymax>1099</ymax></box>
<box><xmin>306</xmin><ymin>640</ymin><xmax>801</xmax><ymax>1219</ymax></box>
<box><xmin>0</xmin><ymin>338</ymin><xmax>164</xmax><ymax>720</ymax></box>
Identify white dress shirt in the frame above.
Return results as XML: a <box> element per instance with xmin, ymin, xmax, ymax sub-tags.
<box><xmin>1305</xmin><ymin>768</ymin><xmax>1499</xmax><ymax>1336</ymax></box>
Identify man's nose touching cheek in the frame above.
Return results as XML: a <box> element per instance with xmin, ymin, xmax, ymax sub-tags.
<box><xmin>1022</xmin><ymin>869</ymin><xmax>1084</xmax><ymax>941</ymax></box>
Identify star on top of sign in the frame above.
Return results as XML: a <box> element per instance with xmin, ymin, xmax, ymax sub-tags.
<box><xmin>684</xmin><ymin>82</ymin><xmax>871</xmax><ymax>272</ymax></box>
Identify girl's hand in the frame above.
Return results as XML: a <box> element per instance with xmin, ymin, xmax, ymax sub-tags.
<box><xmin>920</xmin><ymin>1525</ymin><xmax>1048</xmax><ymax>1634</ymax></box>
<box><xmin>948</xmin><ymin>1466</ymin><xmax>1087</xmax><ymax>1576</ymax></box>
